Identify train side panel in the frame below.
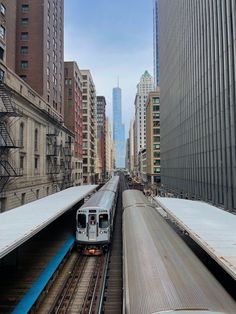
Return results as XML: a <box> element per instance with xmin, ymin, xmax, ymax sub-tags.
<box><xmin>122</xmin><ymin>190</ymin><xmax>236</xmax><ymax>314</ymax></box>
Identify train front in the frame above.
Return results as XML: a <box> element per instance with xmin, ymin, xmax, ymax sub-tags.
<box><xmin>76</xmin><ymin>207</ymin><xmax>110</xmax><ymax>255</ymax></box>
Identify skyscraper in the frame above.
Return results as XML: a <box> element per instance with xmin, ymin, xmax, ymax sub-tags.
<box><xmin>64</xmin><ymin>61</ymin><xmax>83</xmax><ymax>185</ymax></box>
<box><xmin>81</xmin><ymin>70</ymin><xmax>96</xmax><ymax>184</ymax></box>
<box><xmin>0</xmin><ymin>1</ymin><xmax>17</xmax><ymax>71</ymax></box>
<box><xmin>134</xmin><ymin>71</ymin><xmax>154</xmax><ymax>162</ymax></box>
<box><xmin>153</xmin><ymin>0</ymin><xmax>159</xmax><ymax>86</ymax></box>
<box><xmin>15</xmin><ymin>0</ymin><xmax>64</xmax><ymax>116</ymax></box>
<box><xmin>159</xmin><ymin>0</ymin><xmax>236</xmax><ymax>212</ymax></box>
<box><xmin>97</xmin><ymin>96</ymin><xmax>106</xmax><ymax>179</ymax></box>
<box><xmin>113</xmin><ymin>86</ymin><xmax>125</xmax><ymax>168</ymax></box>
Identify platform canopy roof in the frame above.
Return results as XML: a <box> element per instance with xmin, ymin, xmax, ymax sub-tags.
<box><xmin>0</xmin><ymin>185</ymin><xmax>97</xmax><ymax>259</ymax></box>
<box><xmin>155</xmin><ymin>197</ymin><xmax>236</xmax><ymax>281</ymax></box>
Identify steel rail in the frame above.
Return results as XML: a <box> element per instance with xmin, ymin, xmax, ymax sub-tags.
<box><xmin>49</xmin><ymin>255</ymin><xmax>87</xmax><ymax>314</ymax></box>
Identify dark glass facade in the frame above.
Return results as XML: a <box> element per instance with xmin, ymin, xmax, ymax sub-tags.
<box><xmin>159</xmin><ymin>0</ymin><xmax>236</xmax><ymax>211</ymax></box>
<box><xmin>113</xmin><ymin>87</ymin><xmax>125</xmax><ymax>168</ymax></box>
<box><xmin>153</xmin><ymin>0</ymin><xmax>160</xmax><ymax>86</ymax></box>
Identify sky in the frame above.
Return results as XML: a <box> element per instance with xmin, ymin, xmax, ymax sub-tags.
<box><xmin>64</xmin><ymin>0</ymin><xmax>154</xmax><ymax>138</ymax></box>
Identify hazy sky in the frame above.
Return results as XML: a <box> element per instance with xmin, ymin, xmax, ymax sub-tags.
<box><xmin>64</xmin><ymin>0</ymin><xmax>154</xmax><ymax>138</ymax></box>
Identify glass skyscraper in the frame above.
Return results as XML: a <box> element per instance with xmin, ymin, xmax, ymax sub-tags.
<box><xmin>159</xmin><ymin>0</ymin><xmax>236</xmax><ymax>212</ymax></box>
<box><xmin>153</xmin><ymin>0</ymin><xmax>160</xmax><ymax>86</ymax></box>
<box><xmin>113</xmin><ymin>87</ymin><xmax>125</xmax><ymax>168</ymax></box>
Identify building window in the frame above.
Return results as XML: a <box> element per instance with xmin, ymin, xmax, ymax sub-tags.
<box><xmin>0</xmin><ymin>25</ymin><xmax>5</xmax><ymax>40</ymax></box>
<box><xmin>0</xmin><ymin>69</ymin><xmax>4</xmax><ymax>81</ymax></box>
<box><xmin>35</xmin><ymin>157</ymin><xmax>38</xmax><ymax>169</ymax></box>
<box><xmin>19</xmin><ymin>123</ymin><xmax>24</xmax><ymax>147</ymax></box>
<box><xmin>21</xmin><ymin>193</ymin><xmax>26</xmax><ymax>205</ymax></box>
<box><xmin>19</xmin><ymin>75</ymin><xmax>27</xmax><ymax>81</ymax></box>
<box><xmin>21</xmin><ymin>18</ymin><xmax>29</xmax><ymax>26</ymax></box>
<box><xmin>36</xmin><ymin>189</ymin><xmax>39</xmax><ymax>199</ymax></box>
<box><xmin>153</xmin><ymin>105</ymin><xmax>160</xmax><ymax>112</ymax></box>
<box><xmin>20</xmin><ymin>46</ymin><xmax>28</xmax><ymax>54</ymax></box>
<box><xmin>34</xmin><ymin>129</ymin><xmax>38</xmax><ymax>151</ymax></box>
<box><xmin>21</xmin><ymin>4</ymin><xmax>29</xmax><ymax>12</ymax></box>
<box><xmin>21</xmin><ymin>61</ymin><xmax>28</xmax><ymax>69</ymax></box>
<box><xmin>21</xmin><ymin>32</ymin><xmax>29</xmax><ymax>40</ymax></box>
<box><xmin>0</xmin><ymin>46</ymin><xmax>4</xmax><ymax>60</ymax></box>
<box><xmin>154</xmin><ymin>167</ymin><xmax>160</xmax><ymax>174</ymax></box>
<box><xmin>20</xmin><ymin>155</ymin><xmax>24</xmax><ymax>169</ymax></box>
<box><xmin>0</xmin><ymin>197</ymin><xmax>6</xmax><ymax>212</ymax></box>
<box><xmin>0</xmin><ymin>3</ymin><xmax>6</xmax><ymax>16</ymax></box>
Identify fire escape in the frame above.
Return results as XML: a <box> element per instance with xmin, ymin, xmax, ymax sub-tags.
<box><xmin>0</xmin><ymin>83</ymin><xmax>23</xmax><ymax>193</ymax></box>
<box><xmin>60</xmin><ymin>137</ymin><xmax>73</xmax><ymax>189</ymax></box>
<box><xmin>46</xmin><ymin>127</ymin><xmax>61</xmax><ymax>189</ymax></box>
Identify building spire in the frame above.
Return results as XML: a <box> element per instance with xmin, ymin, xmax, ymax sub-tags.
<box><xmin>117</xmin><ymin>76</ymin><xmax>119</xmax><ymax>88</ymax></box>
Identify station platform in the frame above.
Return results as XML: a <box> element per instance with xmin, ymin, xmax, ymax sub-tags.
<box><xmin>0</xmin><ymin>185</ymin><xmax>97</xmax><ymax>260</ymax></box>
<box><xmin>154</xmin><ymin>197</ymin><xmax>236</xmax><ymax>281</ymax></box>
<box><xmin>12</xmin><ymin>235</ymin><xmax>75</xmax><ymax>314</ymax></box>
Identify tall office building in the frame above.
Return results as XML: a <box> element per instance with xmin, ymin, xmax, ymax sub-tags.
<box><xmin>96</xmin><ymin>96</ymin><xmax>106</xmax><ymax>179</ymax></box>
<box><xmin>64</xmin><ymin>61</ymin><xmax>83</xmax><ymax>185</ymax></box>
<box><xmin>112</xmin><ymin>86</ymin><xmax>125</xmax><ymax>168</ymax></box>
<box><xmin>134</xmin><ymin>71</ymin><xmax>154</xmax><ymax>161</ymax></box>
<box><xmin>0</xmin><ymin>1</ymin><xmax>17</xmax><ymax>71</ymax></box>
<box><xmin>146</xmin><ymin>88</ymin><xmax>160</xmax><ymax>185</ymax></box>
<box><xmin>81</xmin><ymin>70</ymin><xmax>96</xmax><ymax>184</ymax></box>
<box><xmin>15</xmin><ymin>0</ymin><xmax>64</xmax><ymax>117</ymax></box>
<box><xmin>128</xmin><ymin>119</ymin><xmax>135</xmax><ymax>173</ymax></box>
<box><xmin>160</xmin><ymin>0</ymin><xmax>236</xmax><ymax>211</ymax></box>
<box><xmin>105</xmin><ymin>118</ymin><xmax>113</xmax><ymax>178</ymax></box>
<box><xmin>153</xmin><ymin>0</ymin><xmax>159</xmax><ymax>86</ymax></box>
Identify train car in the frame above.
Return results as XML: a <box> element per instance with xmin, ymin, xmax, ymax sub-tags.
<box><xmin>122</xmin><ymin>190</ymin><xmax>236</xmax><ymax>314</ymax></box>
<box><xmin>76</xmin><ymin>176</ymin><xmax>119</xmax><ymax>255</ymax></box>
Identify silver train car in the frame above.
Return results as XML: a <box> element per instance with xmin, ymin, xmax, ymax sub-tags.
<box><xmin>76</xmin><ymin>176</ymin><xmax>119</xmax><ymax>255</ymax></box>
<box><xmin>122</xmin><ymin>190</ymin><xmax>236</xmax><ymax>314</ymax></box>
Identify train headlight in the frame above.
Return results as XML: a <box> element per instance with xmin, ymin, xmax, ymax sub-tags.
<box><xmin>100</xmin><ymin>231</ymin><xmax>103</xmax><ymax>234</ymax></box>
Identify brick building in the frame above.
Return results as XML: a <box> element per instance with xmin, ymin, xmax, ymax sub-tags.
<box><xmin>64</xmin><ymin>61</ymin><xmax>83</xmax><ymax>185</ymax></box>
<box><xmin>15</xmin><ymin>0</ymin><xmax>64</xmax><ymax>116</ymax></box>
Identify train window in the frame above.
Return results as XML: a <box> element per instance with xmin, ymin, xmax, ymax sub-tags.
<box><xmin>77</xmin><ymin>214</ymin><xmax>86</xmax><ymax>228</ymax></box>
<box><xmin>99</xmin><ymin>214</ymin><xmax>108</xmax><ymax>228</ymax></box>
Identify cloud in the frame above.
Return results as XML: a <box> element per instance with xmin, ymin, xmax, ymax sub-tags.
<box><xmin>64</xmin><ymin>0</ymin><xmax>154</xmax><ymax>138</ymax></box>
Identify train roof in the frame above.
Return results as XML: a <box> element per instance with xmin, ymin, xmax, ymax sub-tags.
<box><xmin>0</xmin><ymin>185</ymin><xmax>97</xmax><ymax>260</ymax></box>
<box><xmin>123</xmin><ymin>191</ymin><xmax>236</xmax><ymax>313</ymax></box>
<box><xmin>123</xmin><ymin>189</ymin><xmax>150</xmax><ymax>209</ymax></box>
<box><xmin>154</xmin><ymin>197</ymin><xmax>236</xmax><ymax>281</ymax></box>
<box><xmin>79</xmin><ymin>190</ymin><xmax>115</xmax><ymax>212</ymax></box>
<box><xmin>99</xmin><ymin>176</ymin><xmax>119</xmax><ymax>193</ymax></box>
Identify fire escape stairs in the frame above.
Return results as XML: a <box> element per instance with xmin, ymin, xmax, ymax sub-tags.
<box><xmin>0</xmin><ymin>83</ymin><xmax>19</xmax><ymax>117</ymax></box>
<box><xmin>0</xmin><ymin>83</ymin><xmax>23</xmax><ymax>193</ymax></box>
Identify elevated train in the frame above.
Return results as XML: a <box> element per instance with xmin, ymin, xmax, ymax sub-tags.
<box><xmin>76</xmin><ymin>176</ymin><xmax>119</xmax><ymax>255</ymax></box>
<box><xmin>122</xmin><ymin>190</ymin><xmax>236</xmax><ymax>314</ymax></box>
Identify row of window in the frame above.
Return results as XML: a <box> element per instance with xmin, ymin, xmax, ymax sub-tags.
<box><xmin>0</xmin><ymin>25</ymin><xmax>5</xmax><ymax>40</ymax></box>
<box><xmin>20</xmin><ymin>123</ymin><xmax>39</xmax><ymax>150</ymax></box>
<box><xmin>0</xmin><ymin>3</ymin><xmax>5</xmax><ymax>16</ymax></box>
<box><xmin>19</xmin><ymin>154</ymin><xmax>39</xmax><ymax>171</ymax></box>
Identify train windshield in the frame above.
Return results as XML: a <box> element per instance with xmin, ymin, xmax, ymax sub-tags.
<box><xmin>77</xmin><ymin>214</ymin><xmax>86</xmax><ymax>228</ymax></box>
<box><xmin>99</xmin><ymin>214</ymin><xmax>108</xmax><ymax>228</ymax></box>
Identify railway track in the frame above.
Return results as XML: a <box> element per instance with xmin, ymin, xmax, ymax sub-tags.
<box><xmin>34</xmin><ymin>174</ymin><xmax>129</xmax><ymax>314</ymax></box>
<box><xmin>36</xmin><ymin>251</ymin><xmax>108</xmax><ymax>314</ymax></box>
<box><xmin>102</xmin><ymin>173</ymin><xmax>127</xmax><ymax>313</ymax></box>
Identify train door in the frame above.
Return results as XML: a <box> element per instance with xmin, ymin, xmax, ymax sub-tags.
<box><xmin>88</xmin><ymin>214</ymin><xmax>97</xmax><ymax>241</ymax></box>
